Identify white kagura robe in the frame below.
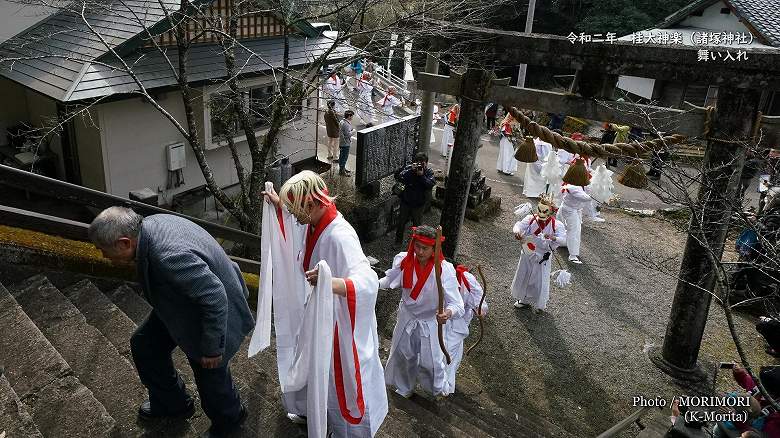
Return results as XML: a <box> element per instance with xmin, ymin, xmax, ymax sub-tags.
<box><xmin>510</xmin><ymin>214</ymin><xmax>567</xmax><ymax>310</ymax></box>
<box><xmin>355</xmin><ymin>79</ymin><xmax>375</xmax><ymax>125</ymax></box>
<box><xmin>444</xmin><ymin>270</ymin><xmax>487</xmax><ymax>394</ymax></box>
<box><xmin>497</xmin><ymin>136</ymin><xmax>518</xmax><ymax>175</ymax></box>
<box><xmin>380</xmin><ymin>253</ymin><xmax>464</xmax><ymax>396</ymax></box>
<box><xmin>324</xmin><ymin>75</ymin><xmax>347</xmax><ymax>113</ymax></box>
<box><xmin>440</xmin><ymin>124</ymin><xmax>455</xmax><ymax>157</ymax></box>
<box><xmin>249</xmin><ymin>202</ymin><xmax>388</xmax><ymax>437</ymax></box>
<box><xmin>557</xmin><ymin>184</ymin><xmax>592</xmax><ymax>258</ymax></box>
<box><xmin>522</xmin><ymin>139</ymin><xmax>553</xmax><ymax>198</ymax></box>
<box><xmin>377</xmin><ymin>93</ymin><xmax>401</xmax><ymax>124</ymax></box>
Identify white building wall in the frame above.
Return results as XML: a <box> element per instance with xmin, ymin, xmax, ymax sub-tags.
<box><xmin>74</xmin><ymin>109</ymin><xmax>105</xmax><ymax>190</ymax></box>
<box><xmin>98</xmin><ymin>86</ymin><xmax>316</xmax><ymax>205</ymax></box>
<box><xmin>679</xmin><ymin>1</ymin><xmax>752</xmax><ymax>34</ymax></box>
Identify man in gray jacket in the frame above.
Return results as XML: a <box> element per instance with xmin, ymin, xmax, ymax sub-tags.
<box><xmin>89</xmin><ymin>207</ymin><xmax>254</xmax><ymax>437</ymax></box>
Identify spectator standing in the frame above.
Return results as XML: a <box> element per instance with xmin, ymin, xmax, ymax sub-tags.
<box><xmin>338</xmin><ymin>111</ymin><xmax>354</xmax><ymax>176</ymax></box>
<box><xmin>394</xmin><ymin>152</ymin><xmax>435</xmax><ymax>245</ymax></box>
<box><xmin>324</xmin><ymin>100</ymin><xmax>340</xmax><ymax>162</ymax></box>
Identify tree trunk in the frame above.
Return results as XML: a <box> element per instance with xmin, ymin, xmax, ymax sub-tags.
<box><xmin>656</xmin><ymin>87</ymin><xmax>761</xmax><ymax>378</ymax></box>
<box><xmin>440</xmin><ymin>68</ymin><xmax>492</xmax><ymax>259</ymax></box>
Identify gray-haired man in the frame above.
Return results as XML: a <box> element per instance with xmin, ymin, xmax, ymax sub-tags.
<box><xmin>89</xmin><ymin>207</ymin><xmax>254</xmax><ymax>437</ymax></box>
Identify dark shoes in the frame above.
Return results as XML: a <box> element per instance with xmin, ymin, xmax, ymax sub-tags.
<box><xmin>205</xmin><ymin>404</ymin><xmax>248</xmax><ymax>438</ymax></box>
<box><xmin>138</xmin><ymin>398</ymin><xmax>195</xmax><ymax>421</ymax></box>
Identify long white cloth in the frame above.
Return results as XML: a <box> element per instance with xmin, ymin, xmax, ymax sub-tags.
<box><xmin>522</xmin><ymin>139</ymin><xmax>552</xmax><ymax>197</ymax></box>
<box><xmin>380</xmin><ymin>253</ymin><xmax>464</xmax><ymax>396</ymax></box>
<box><xmin>249</xmin><ymin>195</ymin><xmax>307</xmax><ymax>415</ymax></box>
<box><xmin>496</xmin><ymin>136</ymin><xmax>518</xmax><ymax>174</ymax></box>
<box><xmin>440</xmin><ymin>124</ymin><xmax>454</xmax><ymax>157</ymax></box>
<box><xmin>510</xmin><ymin>215</ymin><xmax>566</xmax><ymax>310</ymax></box>
<box><xmin>377</xmin><ymin>93</ymin><xmax>401</xmax><ymax>124</ymax></box>
<box><xmin>444</xmin><ymin>271</ymin><xmax>486</xmax><ymax>394</ymax></box>
<box><xmin>286</xmin><ymin>261</ymin><xmax>334</xmax><ymax>438</ymax></box>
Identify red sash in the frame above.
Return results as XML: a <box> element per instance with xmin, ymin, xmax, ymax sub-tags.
<box><xmin>302</xmin><ymin>203</ymin><xmax>338</xmax><ymax>271</ymax></box>
<box><xmin>333</xmin><ymin>279</ymin><xmax>366</xmax><ymax>424</ymax></box>
<box><xmin>401</xmin><ymin>255</ymin><xmax>435</xmax><ymax>300</ymax></box>
<box><xmin>530</xmin><ymin>215</ymin><xmax>556</xmax><ymax>235</ymax></box>
<box><xmin>455</xmin><ymin>265</ymin><xmax>471</xmax><ymax>292</ymax></box>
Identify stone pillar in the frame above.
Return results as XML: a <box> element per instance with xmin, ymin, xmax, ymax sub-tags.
<box><xmin>440</xmin><ymin>68</ymin><xmax>492</xmax><ymax>259</ymax></box>
<box><xmin>653</xmin><ymin>87</ymin><xmax>761</xmax><ymax>379</ymax></box>
<box><xmin>418</xmin><ymin>53</ymin><xmax>439</xmax><ymax>154</ymax></box>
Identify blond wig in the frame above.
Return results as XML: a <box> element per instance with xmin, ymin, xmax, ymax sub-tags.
<box><xmin>279</xmin><ymin>170</ymin><xmax>334</xmax><ymax>218</ymax></box>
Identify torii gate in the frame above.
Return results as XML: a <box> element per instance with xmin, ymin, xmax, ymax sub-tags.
<box><xmin>415</xmin><ymin>20</ymin><xmax>780</xmax><ymax>381</ymax></box>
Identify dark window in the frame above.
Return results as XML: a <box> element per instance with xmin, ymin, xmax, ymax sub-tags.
<box><xmin>691</xmin><ymin>9</ymin><xmax>704</xmax><ymax>16</ymax></box>
<box><xmin>720</xmin><ymin>7</ymin><xmax>730</xmax><ymax>14</ymax></box>
<box><xmin>211</xmin><ymin>84</ymin><xmax>303</xmax><ymax>142</ymax></box>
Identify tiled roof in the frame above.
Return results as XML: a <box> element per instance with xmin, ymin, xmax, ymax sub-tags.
<box><xmin>727</xmin><ymin>0</ymin><xmax>780</xmax><ymax>46</ymax></box>
<box><xmin>0</xmin><ymin>0</ymin><xmax>341</xmax><ymax>102</ymax></box>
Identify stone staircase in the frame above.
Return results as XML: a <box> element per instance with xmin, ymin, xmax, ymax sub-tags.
<box><xmin>0</xmin><ymin>264</ymin><xmax>569</xmax><ymax>437</ymax></box>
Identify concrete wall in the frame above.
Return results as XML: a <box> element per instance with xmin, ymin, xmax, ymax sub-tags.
<box><xmin>680</xmin><ymin>1</ymin><xmax>751</xmax><ymax>34</ymax></box>
<box><xmin>74</xmin><ymin>109</ymin><xmax>105</xmax><ymax>191</ymax></box>
<box><xmin>0</xmin><ymin>77</ymin><xmax>30</xmax><ymax>147</ymax></box>
<box><xmin>98</xmin><ymin>82</ymin><xmax>317</xmax><ymax>205</ymax></box>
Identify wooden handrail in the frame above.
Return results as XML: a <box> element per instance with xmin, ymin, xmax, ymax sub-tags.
<box><xmin>0</xmin><ymin>204</ymin><xmax>261</xmax><ymax>273</ymax></box>
<box><xmin>595</xmin><ymin>406</ymin><xmax>653</xmax><ymax>438</ymax></box>
<box><xmin>0</xmin><ymin>164</ymin><xmax>261</xmax><ymax>249</ymax></box>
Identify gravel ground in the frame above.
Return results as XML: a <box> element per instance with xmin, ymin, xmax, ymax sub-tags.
<box><xmin>357</xmin><ymin>135</ymin><xmax>776</xmax><ymax>437</ymax></box>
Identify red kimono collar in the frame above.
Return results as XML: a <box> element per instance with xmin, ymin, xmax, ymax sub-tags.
<box><xmin>303</xmin><ymin>203</ymin><xmax>338</xmax><ymax>271</ymax></box>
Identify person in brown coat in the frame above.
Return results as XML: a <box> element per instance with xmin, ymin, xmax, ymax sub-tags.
<box><xmin>324</xmin><ymin>100</ymin><xmax>340</xmax><ymax>162</ymax></box>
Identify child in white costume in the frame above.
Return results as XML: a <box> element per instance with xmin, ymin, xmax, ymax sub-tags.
<box><xmin>381</xmin><ymin>226</ymin><xmax>464</xmax><ymax>397</ymax></box>
<box><xmin>444</xmin><ymin>265</ymin><xmax>487</xmax><ymax>394</ymax></box>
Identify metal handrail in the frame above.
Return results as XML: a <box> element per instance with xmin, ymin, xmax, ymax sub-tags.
<box><xmin>0</xmin><ymin>164</ymin><xmax>261</xmax><ymax>249</ymax></box>
<box><xmin>595</xmin><ymin>406</ymin><xmax>653</xmax><ymax>438</ymax></box>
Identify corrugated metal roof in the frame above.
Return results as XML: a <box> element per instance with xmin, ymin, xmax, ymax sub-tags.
<box><xmin>0</xmin><ymin>0</ymin><xmax>331</xmax><ymax>102</ymax></box>
<box><xmin>0</xmin><ymin>0</ymin><xmax>180</xmax><ymax>101</ymax></box>
<box><xmin>67</xmin><ymin>34</ymin><xmax>357</xmax><ymax>101</ymax></box>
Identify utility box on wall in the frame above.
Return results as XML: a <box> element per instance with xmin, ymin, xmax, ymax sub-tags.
<box><xmin>166</xmin><ymin>142</ymin><xmax>186</xmax><ymax>171</ymax></box>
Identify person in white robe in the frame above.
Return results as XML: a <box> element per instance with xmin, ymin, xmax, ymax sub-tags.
<box><xmin>522</xmin><ymin>138</ymin><xmax>553</xmax><ymax>198</ymax></box>
<box><xmin>324</xmin><ymin>71</ymin><xmax>347</xmax><ymax>113</ymax></box>
<box><xmin>440</xmin><ymin>104</ymin><xmax>459</xmax><ymax>157</ymax></box>
<box><xmin>444</xmin><ymin>265</ymin><xmax>487</xmax><ymax>394</ymax></box>
<box><xmin>377</xmin><ymin>87</ymin><xmax>402</xmax><ymax>124</ymax></box>
<box><xmin>380</xmin><ymin>225</ymin><xmax>465</xmax><ymax>398</ymax></box>
<box><xmin>557</xmin><ymin>183</ymin><xmax>592</xmax><ymax>264</ymax></box>
<box><xmin>496</xmin><ymin>113</ymin><xmax>518</xmax><ymax>176</ymax></box>
<box><xmin>355</xmin><ymin>72</ymin><xmax>375</xmax><ymax>126</ymax></box>
<box><xmin>511</xmin><ymin>196</ymin><xmax>567</xmax><ymax>313</ymax></box>
<box><xmin>254</xmin><ymin>171</ymin><xmax>388</xmax><ymax>437</ymax></box>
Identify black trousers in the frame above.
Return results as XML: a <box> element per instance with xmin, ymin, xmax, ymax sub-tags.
<box><xmin>757</xmin><ymin>319</ymin><xmax>780</xmax><ymax>352</ymax></box>
<box><xmin>131</xmin><ymin>311</ymin><xmax>242</xmax><ymax>429</ymax></box>
<box><xmin>396</xmin><ymin>202</ymin><xmax>424</xmax><ymax>241</ymax></box>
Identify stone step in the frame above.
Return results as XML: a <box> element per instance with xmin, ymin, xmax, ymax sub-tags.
<box><xmin>389</xmin><ymin>391</ymin><xmax>477</xmax><ymax>438</ymax></box>
<box><xmin>0</xmin><ymin>282</ymin><xmax>115</xmax><ymax>437</ymax></box>
<box><xmin>105</xmin><ymin>284</ymin><xmax>151</xmax><ymax>326</ymax></box>
<box><xmin>0</xmin><ymin>373</ymin><xmax>43</xmax><ymax>438</ymax></box>
<box><xmin>61</xmin><ymin>280</ymin><xmax>137</xmax><ymax>359</ymax></box>
<box><xmin>9</xmin><ymin>275</ymin><xmax>146</xmax><ymax>437</ymax></box>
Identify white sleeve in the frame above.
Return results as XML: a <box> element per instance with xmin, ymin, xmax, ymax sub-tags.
<box><xmin>552</xmin><ymin>220</ymin><xmax>567</xmax><ymax>248</ymax></box>
<box><xmin>378</xmin><ymin>253</ymin><xmax>406</xmax><ymax>289</ymax></box>
<box><xmin>464</xmin><ymin>272</ymin><xmax>487</xmax><ymax>315</ymax></box>
<box><xmin>513</xmin><ymin>215</ymin><xmax>534</xmax><ymax>236</ymax></box>
<box><xmin>442</xmin><ymin>263</ymin><xmax>465</xmax><ymax>319</ymax></box>
<box><xmin>569</xmin><ymin>186</ymin><xmax>592</xmax><ymax>202</ymax></box>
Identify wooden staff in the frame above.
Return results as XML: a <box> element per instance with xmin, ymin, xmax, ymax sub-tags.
<box><xmin>466</xmin><ymin>265</ymin><xmax>488</xmax><ymax>356</ymax></box>
<box><xmin>434</xmin><ymin>225</ymin><xmax>451</xmax><ymax>365</ymax></box>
